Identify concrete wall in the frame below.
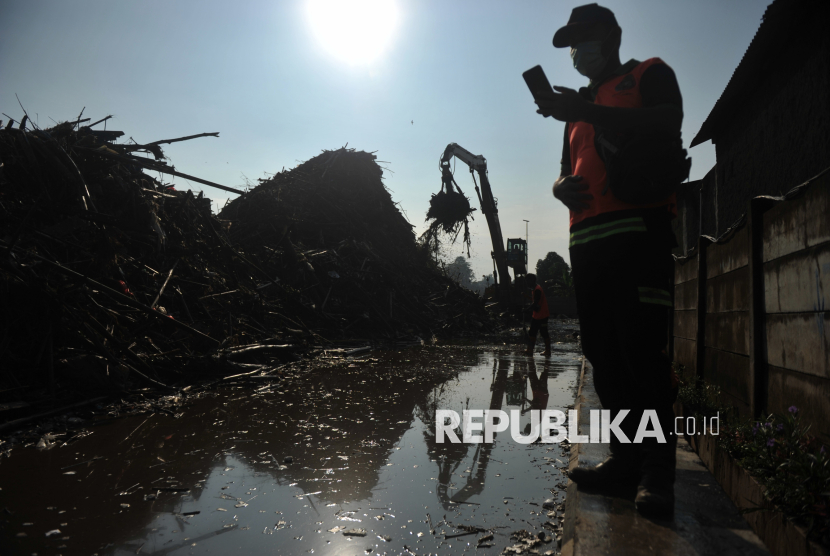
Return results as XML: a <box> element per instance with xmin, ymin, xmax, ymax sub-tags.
<box><xmin>762</xmin><ymin>179</ymin><xmax>830</xmax><ymax>437</ymax></box>
<box><xmin>675</xmin><ymin>165</ymin><xmax>717</xmax><ymax>256</ymax></box>
<box><xmin>704</xmin><ymin>225</ymin><xmax>752</xmax><ymax>416</ymax></box>
<box><xmin>673</xmin><ymin>173</ymin><xmax>830</xmax><ymax>438</ymax></box>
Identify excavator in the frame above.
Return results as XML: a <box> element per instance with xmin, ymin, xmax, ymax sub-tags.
<box><xmin>439</xmin><ymin>143</ymin><xmax>527</xmax><ymax>305</ymax></box>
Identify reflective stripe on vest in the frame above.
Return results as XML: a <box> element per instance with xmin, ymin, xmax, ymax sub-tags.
<box><xmin>568</xmin><ymin>57</ymin><xmax>678</xmax><ymax>233</ymax></box>
<box><xmin>638</xmin><ymin>287</ymin><xmax>672</xmax><ymax>307</ymax></box>
<box><xmin>568</xmin><ymin>216</ymin><xmax>647</xmax><ymax>247</ymax></box>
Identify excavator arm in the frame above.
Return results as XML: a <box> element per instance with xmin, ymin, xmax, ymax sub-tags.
<box><xmin>440</xmin><ymin>143</ymin><xmax>512</xmax><ymax>303</ymax></box>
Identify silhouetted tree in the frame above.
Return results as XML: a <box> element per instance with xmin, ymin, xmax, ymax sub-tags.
<box><xmin>444</xmin><ymin>256</ymin><xmax>475</xmax><ymax>289</ymax></box>
<box><xmin>535</xmin><ymin>251</ymin><xmax>574</xmax><ymax>296</ymax></box>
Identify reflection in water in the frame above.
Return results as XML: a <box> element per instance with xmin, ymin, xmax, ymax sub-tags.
<box><xmin>422</xmin><ymin>356</ymin><xmax>569</xmax><ymax>511</ymax></box>
<box><xmin>1</xmin><ymin>347</ymin><xmax>581</xmax><ymax>555</ymax></box>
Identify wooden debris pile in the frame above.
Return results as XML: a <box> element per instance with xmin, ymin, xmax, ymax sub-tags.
<box><xmin>219</xmin><ymin>147</ymin><xmax>492</xmax><ymax>337</ymax></box>
<box><xmin>0</xmin><ymin>114</ymin><xmax>493</xmax><ymax>399</ymax></box>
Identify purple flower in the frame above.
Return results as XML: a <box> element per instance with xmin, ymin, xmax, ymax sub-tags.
<box><xmin>764</xmin><ymin>422</ymin><xmax>772</xmax><ymax>429</ymax></box>
<box><xmin>788</xmin><ymin>406</ymin><xmax>798</xmax><ymax>415</ymax></box>
<box><xmin>776</xmin><ymin>424</ymin><xmax>784</xmax><ymax>432</ymax></box>
<box><xmin>752</xmin><ymin>424</ymin><xmax>759</xmax><ymax>435</ymax></box>
<box><xmin>822</xmin><ymin>446</ymin><xmax>826</xmax><ymax>454</ymax></box>
<box><xmin>766</xmin><ymin>438</ymin><xmax>775</xmax><ymax>447</ymax></box>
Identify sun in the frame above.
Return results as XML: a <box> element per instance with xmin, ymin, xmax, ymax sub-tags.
<box><xmin>306</xmin><ymin>0</ymin><xmax>399</xmax><ymax>65</ymax></box>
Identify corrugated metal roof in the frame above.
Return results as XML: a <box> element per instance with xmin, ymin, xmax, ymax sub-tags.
<box><xmin>690</xmin><ymin>0</ymin><xmax>818</xmax><ymax>148</ymax></box>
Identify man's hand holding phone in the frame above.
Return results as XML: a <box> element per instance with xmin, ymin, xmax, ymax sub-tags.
<box><xmin>536</xmin><ymin>86</ymin><xmax>591</xmax><ymax>123</ymax></box>
<box><xmin>553</xmin><ymin>174</ymin><xmax>592</xmax><ymax>213</ymax></box>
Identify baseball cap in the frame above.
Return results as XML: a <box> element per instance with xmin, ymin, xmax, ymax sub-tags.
<box><xmin>553</xmin><ymin>3</ymin><xmax>618</xmax><ymax>48</ymax></box>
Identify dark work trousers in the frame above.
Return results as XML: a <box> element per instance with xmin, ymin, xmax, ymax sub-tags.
<box><xmin>528</xmin><ymin>317</ymin><xmax>550</xmax><ymax>340</ymax></box>
<box><xmin>571</xmin><ymin>236</ymin><xmax>676</xmax><ymax>447</ymax></box>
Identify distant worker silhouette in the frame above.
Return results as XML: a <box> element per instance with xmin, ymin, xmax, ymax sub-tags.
<box><xmin>524</xmin><ymin>274</ymin><xmax>551</xmax><ymax>357</ymax></box>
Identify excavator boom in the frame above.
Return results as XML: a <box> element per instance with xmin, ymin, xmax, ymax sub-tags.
<box><xmin>440</xmin><ymin>143</ymin><xmax>512</xmax><ymax>303</ymax></box>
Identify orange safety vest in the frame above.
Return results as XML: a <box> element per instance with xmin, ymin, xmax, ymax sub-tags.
<box><xmin>532</xmin><ymin>284</ymin><xmax>550</xmax><ymax>319</ymax></box>
<box><xmin>568</xmin><ymin>57</ymin><xmax>677</xmax><ymax>229</ymax></box>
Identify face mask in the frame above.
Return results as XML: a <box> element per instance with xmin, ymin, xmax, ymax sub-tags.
<box><xmin>570</xmin><ymin>38</ymin><xmax>608</xmax><ymax>78</ymax></box>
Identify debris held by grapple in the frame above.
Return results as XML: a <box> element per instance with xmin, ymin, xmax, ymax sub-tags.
<box><xmin>426</xmin><ymin>190</ymin><xmax>474</xmax><ymax>234</ymax></box>
<box><xmin>420</xmin><ymin>163</ymin><xmax>476</xmax><ymax>256</ymax></box>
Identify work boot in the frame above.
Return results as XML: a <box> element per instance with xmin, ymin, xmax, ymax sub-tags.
<box><xmin>542</xmin><ymin>338</ymin><xmax>551</xmax><ymax>357</ymax></box>
<box><xmin>635</xmin><ymin>433</ymin><xmax>677</xmax><ymax>518</ymax></box>
<box><xmin>569</xmin><ymin>442</ymin><xmax>640</xmax><ymax>491</ymax></box>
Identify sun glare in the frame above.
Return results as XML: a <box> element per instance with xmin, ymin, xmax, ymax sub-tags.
<box><xmin>306</xmin><ymin>0</ymin><xmax>399</xmax><ymax>65</ymax></box>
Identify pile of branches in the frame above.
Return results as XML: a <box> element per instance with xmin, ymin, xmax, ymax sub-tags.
<box><xmin>219</xmin><ymin>147</ymin><xmax>492</xmax><ymax>338</ymax></box>
<box><xmin>0</xmin><ymin>113</ymin><xmax>493</xmax><ymax>400</ymax></box>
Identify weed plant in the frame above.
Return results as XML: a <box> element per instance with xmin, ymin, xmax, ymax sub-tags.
<box><xmin>721</xmin><ymin>407</ymin><xmax>829</xmax><ymax>546</ymax></box>
<box><xmin>675</xmin><ymin>366</ymin><xmax>829</xmax><ymax>547</ymax></box>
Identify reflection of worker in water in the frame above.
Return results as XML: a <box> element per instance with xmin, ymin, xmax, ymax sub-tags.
<box><xmin>505</xmin><ymin>369</ymin><xmax>527</xmax><ymax>407</ymax></box>
<box><xmin>527</xmin><ymin>359</ymin><xmax>550</xmax><ymax>411</ymax></box>
<box><xmin>524</xmin><ymin>273</ymin><xmax>551</xmax><ymax>357</ymax></box>
<box><xmin>523</xmin><ymin>360</ymin><xmax>550</xmax><ymax>434</ymax></box>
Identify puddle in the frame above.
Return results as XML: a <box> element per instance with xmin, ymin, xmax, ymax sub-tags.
<box><xmin>0</xmin><ymin>345</ymin><xmax>582</xmax><ymax>554</ymax></box>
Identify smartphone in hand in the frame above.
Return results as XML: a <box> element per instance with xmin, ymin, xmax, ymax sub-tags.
<box><xmin>522</xmin><ymin>65</ymin><xmax>554</xmax><ymax>102</ymax></box>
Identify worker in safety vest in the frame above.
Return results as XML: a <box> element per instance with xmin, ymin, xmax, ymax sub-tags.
<box><xmin>534</xmin><ymin>3</ymin><xmax>682</xmax><ymax>517</ymax></box>
<box><xmin>524</xmin><ymin>274</ymin><xmax>551</xmax><ymax>357</ymax></box>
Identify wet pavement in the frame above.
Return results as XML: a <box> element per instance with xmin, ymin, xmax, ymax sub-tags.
<box><xmin>1</xmin><ymin>342</ymin><xmax>583</xmax><ymax>555</ymax></box>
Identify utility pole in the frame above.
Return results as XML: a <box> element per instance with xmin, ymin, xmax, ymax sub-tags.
<box><xmin>523</xmin><ymin>219</ymin><xmax>529</xmax><ymax>271</ymax></box>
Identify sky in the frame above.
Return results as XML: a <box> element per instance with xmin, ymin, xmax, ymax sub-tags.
<box><xmin>0</xmin><ymin>0</ymin><xmax>771</xmax><ymax>280</ymax></box>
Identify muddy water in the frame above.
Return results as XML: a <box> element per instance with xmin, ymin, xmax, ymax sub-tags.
<box><xmin>2</xmin><ymin>345</ymin><xmax>581</xmax><ymax>555</ymax></box>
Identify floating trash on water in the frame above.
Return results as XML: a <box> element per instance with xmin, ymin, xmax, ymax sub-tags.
<box><xmin>37</xmin><ymin>436</ymin><xmax>55</xmax><ymax>450</ymax></box>
<box><xmin>120</xmin><ymin>503</ymin><xmax>130</xmax><ymax>508</ymax></box>
<box><xmin>335</xmin><ymin>510</ymin><xmax>362</xmax><ymax>522</ymax></box>
<box><xmin>328</xmin><ymin>526</ymin><xmax>345</xmax><ymax>533</ymax></box>
<box><xmin>45</xmin><ymin>529</ymin><xmax>61</xmax><ymax>537</ymax></box>
<box><xmin>217</xmin><ymin>508</ymin><xmax>227</xmax><ymax>512</ymax></box>
<box><xmin>63</xmin><ymin>471</ymin><xmax>76</xmax><ymax>475</ymax></box>
<box><xmin>343</xmin><ymin>528</ymin><xmax>366</xmax><ymax>537</ymax></box>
